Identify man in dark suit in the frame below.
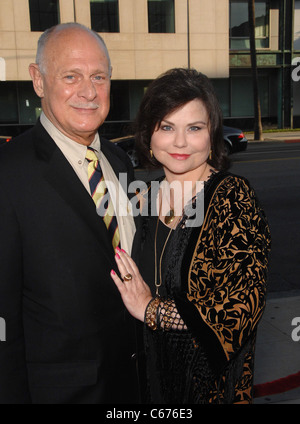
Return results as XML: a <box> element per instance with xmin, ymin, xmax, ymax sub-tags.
<box><xmin>0</xmin><ymin>23</ymin><xmax>139</xmax><ymax>404</ymax></box>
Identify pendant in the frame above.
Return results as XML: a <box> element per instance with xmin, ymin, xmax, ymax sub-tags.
<box><xmin>164</xmin><ymin>209</ymin><xmax>175</xmax><ymax>225</ymax></box>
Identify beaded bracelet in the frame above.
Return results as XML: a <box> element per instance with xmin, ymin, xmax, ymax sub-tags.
<box><xmin>145</xmin><ymin>296</ymin><xmax>161</xmax><ymax>331</ymax></box>
<box><xmin>160</xmin><ymin>298</ymin><xmax>173</xmax><ymax>331</ymax></box>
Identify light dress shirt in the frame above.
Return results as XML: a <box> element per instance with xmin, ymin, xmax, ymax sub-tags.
<box><xmin>40</xmin><ymin>112</ymin><xmax>136</xmax><ymax>253</ymax></box>
<box><xmin>40</xmin><ymin>112</ymin><xmax>98</xmax><ymax>194</ymax></box>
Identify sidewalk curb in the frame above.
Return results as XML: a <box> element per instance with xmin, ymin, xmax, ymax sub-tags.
<box><xmin>254</xmin><ymin>293</ymin><xmax>300</xmax><ymax>404</ymax></box>
<box><xmin>284</xmin><ymin>139</ymin><xmax>300</xmax><ymax>143</ymax></box>
<box><xmin>247</xmin><ymin>135</ymin><xmax>300</xmax><ymax>144</ymax></box>
<box><xmin>248</xmin><ymin>139</ymin><xmax>300</xmax><ymax>144</ymax></box>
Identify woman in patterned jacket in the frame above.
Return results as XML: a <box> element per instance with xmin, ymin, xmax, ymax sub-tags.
<box><xmin>111</xmin><ymin>68</ymin><xmax>271</xmax><ymax>404</ymax></box>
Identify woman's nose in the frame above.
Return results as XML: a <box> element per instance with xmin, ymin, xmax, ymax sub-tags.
<box><xmin>173</xmin><ymin>131</ymin><xmax>188</xmax><ymax>148</ymax></box>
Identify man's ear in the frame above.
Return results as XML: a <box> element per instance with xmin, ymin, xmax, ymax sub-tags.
<box><xmin>29</xmin><ymin>64</ymin><xmax>45</xmax><ymax>98</ymax></box>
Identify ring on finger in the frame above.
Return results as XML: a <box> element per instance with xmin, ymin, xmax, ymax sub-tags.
<box><xmin>123</xmin><ymin>273</ymin><xmax>133</xmax><ymax>282</ymax></box>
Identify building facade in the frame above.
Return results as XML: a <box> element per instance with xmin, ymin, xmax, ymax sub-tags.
<box><xmin>0</xmin><ymin>0</ymin><xmax>299</xmax><ymax>137</ymax></box>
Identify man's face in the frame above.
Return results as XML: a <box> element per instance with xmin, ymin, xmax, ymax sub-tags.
<box><xmin>30</xmin><ymin>29</ymin><xmax>111</xmax><ymax>145</ymax></box>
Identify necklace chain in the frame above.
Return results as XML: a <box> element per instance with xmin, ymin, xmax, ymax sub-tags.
<box><xmin>154</xmin><ymin>163</ymin><xmax>210</xmax><ymax>296</ymax></box>
<box><xmin>154</xmin><ymin>195</ymin><xmax>180</xmax><ymax>296</ymax></box>
<box><xmin>163</xmin><ymin>163</ymin><xmax>208</xmax><ymax>225</ymax></box>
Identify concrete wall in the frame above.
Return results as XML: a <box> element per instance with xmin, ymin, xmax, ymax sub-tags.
<box><xmin>0</xmin><ymin>0</ymin><xmax>229</xmax><ymax>81</ymax></box>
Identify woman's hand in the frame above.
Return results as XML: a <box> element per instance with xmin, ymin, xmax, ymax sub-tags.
<box><xmin>110</xmin><ymin>247</ymin><xmax>153</xmax><ymax>322</ymax></box>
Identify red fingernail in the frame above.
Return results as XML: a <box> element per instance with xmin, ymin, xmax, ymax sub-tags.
<box><xmin>116</xmin><ymin>247</ymin><xmax>121</xmax><ymax>253</ymax></box>
<box><xmin>111</xmin><ymin>270</ymin><xmax>116</xmax><ymax>275</ymax></box>
<box><xmin>115</xmin><ymin>253</ymin><xmax>120</xmax><ymax>260</ymax></box>
<box><xmin>121</xmin><ymin>249</ymin><xmax>126</xmax><ymax>254</ymax></box>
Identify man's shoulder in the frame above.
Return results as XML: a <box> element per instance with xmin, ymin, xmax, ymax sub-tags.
<box><xmin>100</xmin><ymin>136</ymin><xmax>126</xmax><ymax>159</ymax></box>
<box><xmin>100</xmin><ymin>135</ymin><xmax>133</xmax><ymax>174</ymax></box>
<box><xmin>0</xmin><ymin>126</ymin><xmax>37</xmax><ymax>171</ymax></box>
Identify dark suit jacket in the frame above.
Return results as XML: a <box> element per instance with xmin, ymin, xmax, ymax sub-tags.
<box><xmin>0</xmin><ymin>120</ymin><xmax>139</xmax><ymax>404</ymax></box>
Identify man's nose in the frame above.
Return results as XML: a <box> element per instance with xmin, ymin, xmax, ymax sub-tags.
<box><xmin>78</xmin><ymin>78</ymin><xmax>97</xmax><ymax>100</ymax></box>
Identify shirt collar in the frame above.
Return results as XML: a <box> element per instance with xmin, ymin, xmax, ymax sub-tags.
<box><xmin>40</xmin><ymin>112</ymin><xmax>101</xmax><ymax>161</ymax></box>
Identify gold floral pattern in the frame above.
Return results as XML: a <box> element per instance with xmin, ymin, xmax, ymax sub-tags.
<box><xmin>187</xmin><ymin>175</ymin><xmax>271</xmax><ymax>403</ymax></box>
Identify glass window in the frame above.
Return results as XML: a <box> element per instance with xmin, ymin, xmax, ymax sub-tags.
<box><xmin>294</xmin><ymin>0</ymin><xmax>300</xmax><ymax>50</ymax></box>
<box><xmin>212</xmin><ymin>79</ymin><xmax>230</xmax><ymax>117</ymax></box>
<box><xmin>19</xmin><ymin>82</ymin><xmax>42</xmax><ymax>125</ymax></box>
<box><xmin>0</xmin><ymin>82</ymin><xmax>42</xmax><ymax>126</ymax></box>
<box><xmin>107</xmin><ymin>81</ymin><xmax>130</xmax><ymax>121</ymax></box>
<box><xmin>230</xmin><ymin>0</ymin><xmax>269</xmax><ymax>50</ymax></box>
<box><xmin>148</xmin><ymin>0</ymin><xmax>175</xmax><ymax>33</ymax></box>
<box><xmin>0</xmin><ymin>82</ymin><xmax>18</xmax><ymax>124</ymax></box>
<box><xmin>29</xmin><ymin>0</ymin><xmax>60</xmax><ymax>32</ymax></box>
<box><xmin>231</xmin><ymin>75</ymin><xmax>269</xmax><ymax>117</ymax></box>
<box><xmin>90</xmin><ymin>0</ymin><xmax>119</xmax><ymax>33</ymax></box>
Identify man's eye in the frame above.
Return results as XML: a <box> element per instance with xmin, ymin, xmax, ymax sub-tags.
<box><xmin>92</xmin><ymin>75</ymin><xmax>106</xmax><ymax>83</ymax></box>
<box><xmin>64</xmin><ymin>75</ymin><xmax>76</xmax><ymax>81</ymax></box>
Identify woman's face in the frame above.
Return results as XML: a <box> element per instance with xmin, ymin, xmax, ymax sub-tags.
<box><xmin>150</xmin><ymin>99</ymin><xmax>211</xmax><ymax>182</ymax></box>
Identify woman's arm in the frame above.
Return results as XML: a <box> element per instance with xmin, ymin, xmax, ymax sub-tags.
<box><xmin>145</xmin><ymin>297</ymin><xmax>187</xmax><ymax>331</ymax></box>
<box><xmin>110</xmin><ymin>248</ymin><xmax>187</xmax><ymax>331</ymax></box>
<box><xmin>185</xmin><ymin>177</ymin><xmax>271</xmax><ymax>360</ymax></box>
<box><xmin>110</xmin><ymin>177</ymin><xmax>271</xmax><ymax>350</ymax></box>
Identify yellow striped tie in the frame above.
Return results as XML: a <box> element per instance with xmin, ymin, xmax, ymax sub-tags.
<box><xmin>86</xmin><ymin>147</ymin><xmax>120</xmax><ymax>250</ymax></box>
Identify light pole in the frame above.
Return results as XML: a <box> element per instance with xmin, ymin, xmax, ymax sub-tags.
<box><xmin>187</xmin><ymin>0</ymin><xmax>190</xmax><ymax>68</ymax></box>
<box><xmin>73</xmin><ymin>0</ymin><xmax>77</xmax><ymax>21</ymax></box>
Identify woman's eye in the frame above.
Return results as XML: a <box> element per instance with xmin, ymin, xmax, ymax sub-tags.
<box><xmin>190</xmin><ymin>126</ymin><xmax>201</xmax><ymax>131</ymax></box>
<box><xmin>161</xmin><ymin>125</ymin><xmax>172</xmax><ymax>131</ymax></box>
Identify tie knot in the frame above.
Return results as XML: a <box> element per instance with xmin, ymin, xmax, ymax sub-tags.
<box><xmin>86</xmin><ymin>147</ymin><xmax>99</xmax><ymax>163</ymax></box>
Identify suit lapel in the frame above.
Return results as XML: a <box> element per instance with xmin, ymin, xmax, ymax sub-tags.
<box><xmin>100</xmin><ymin>137</ymin><xmax>133</xmax><ymax>182</ymax></box>
<box><xmin>33</xmin><ymin>122</ymin><xmax>115</xmax><ymax>266</ymax></box>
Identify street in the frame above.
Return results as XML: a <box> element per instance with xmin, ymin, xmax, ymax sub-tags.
<box><xmin>135</xmin><ymin>141</ymin><xmax>300</xmax><ymax>295</ymax></box>
<box><xmin>231</xmin><ymin>142</ymin><xmax>300</xmax><ymax>295</ymax></box>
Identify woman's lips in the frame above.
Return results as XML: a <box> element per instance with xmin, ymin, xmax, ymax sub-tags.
<box><xmin>169</xmin><ymin>153</ymin><xmax>191</xmax><ymax>160</ymax></box>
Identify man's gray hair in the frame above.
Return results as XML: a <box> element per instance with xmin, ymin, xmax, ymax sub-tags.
<box><xmin>36</xmin><ymin>22</ymin><xmax>112</xmax><ymax>75</ymax></box>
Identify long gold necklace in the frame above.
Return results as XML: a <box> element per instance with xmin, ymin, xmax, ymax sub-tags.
<box><xmin>154</xmin><ymin>163</ymin><xmax>210</xmax><ymax>295</ymax></box>
<box><xmin>164</xmin><ymin>209</ymin><xmax>175</xmax><ymax>226</ymax></box>
<box><xmin>163</xmin><ymin>163</ymin><xmax>209</xmax><ymax>225</ymax></box>
<box><xmin>154</xmin><ymin>194</ymin><xmax>180</xmax><ymax>296</ymax></box>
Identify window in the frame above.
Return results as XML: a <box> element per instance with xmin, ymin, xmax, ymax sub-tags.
<box><xmin>212</xmin><ymin>79</ymin><xmax>230</xmax><ymax>118</ymax></box>
<box><xmin>231</xmin><ymin>75</ymin><xmax>269</xmax><ymax>116</ymax></box>
<box><xmin>19</xmin><ymin>82</ymin><xmax>42</xmax><ymax>125</ymax></box>
<box><xmin>0</xmin><ymin>82</ymin><xmax>42</xmax><ymax>126</ymax></box>
<box><xmin>107</xmin><ymin>81</ymin><xmax>130</xmax><ymax>121</ymax></box>
<box><xmin>0</xmin><ymin>82</ymin><xmax>18</xmax><ymax>124</ymax></box>
<box><xmin>148</xmin><ymin>0</ymin><xmax>175</xmax><ymax>33</ymax></box>
<box><xmin>90</xmin><ymin>0</ymin><xmax>119</xmax><ymax>33</ymax></box>
<box><xmin>230</xmin><ymin>0</ymin><xmax>269</xmax><ymax>50</ymax></box>
<box><xmin>29</xmin><ymin>0</ymin><xmax>60</xmax><ymax>32</ymax></box>
<box><xmin>294</xmin><ymin>0</ymin><xmax>300</xmax><ymax>50</ymax></box>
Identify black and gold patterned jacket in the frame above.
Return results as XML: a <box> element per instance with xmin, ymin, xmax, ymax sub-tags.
<box><xmin>134</xmin><ymin>172</ymin><xmax>271</xmax><ymax>404</ymax></box>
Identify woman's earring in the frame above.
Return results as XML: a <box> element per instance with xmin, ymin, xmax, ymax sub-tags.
<box><xmin>150</xmin><ymin>149</ymin><xmax>153</xmax><ymax>158</ymax></box>
<box><xmin>209</xmin><ymin>150</ymin><xmax>212</xmax><ymax>161</ymax></box>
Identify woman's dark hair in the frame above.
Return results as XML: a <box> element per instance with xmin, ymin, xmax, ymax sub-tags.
<box><xmin>135</xmin><ymin>68</ymin><xmax>230</xmax><ymax>171</ymax></box>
